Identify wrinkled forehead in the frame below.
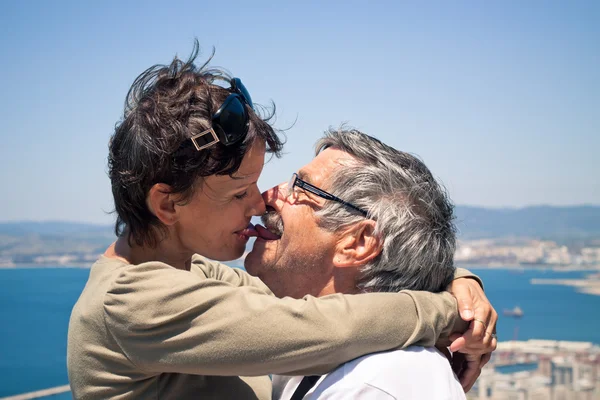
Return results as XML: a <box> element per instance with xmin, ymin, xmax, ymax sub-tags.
<box><xmin>299</xmin><ymin>147</ymin><xmax>357</xmax><ymax>186</ymax></box>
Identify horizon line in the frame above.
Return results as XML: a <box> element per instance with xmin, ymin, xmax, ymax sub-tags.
<box><xmin>1</xmin><ymin>203</ymin><xmax>599</xmax><ymax>226</ymax></box>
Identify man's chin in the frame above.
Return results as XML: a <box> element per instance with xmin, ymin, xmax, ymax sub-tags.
<box><xmin>245</xmin><ymin>236</ymin><xmax>281</xmax><ymax>273</ymax></box>
<box><xmin>243</xmin><ymin>250</ymin><xmax>260</xmax><ymax>276</ymax></box>
<box><xmin>244</xmin><ymin>246</ymin><xmax>273</xmax><ymax>275</ymax></box>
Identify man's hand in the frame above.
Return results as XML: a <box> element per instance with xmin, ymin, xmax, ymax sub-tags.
<box><xmin>447</xmin><ymin>277</ymin><xmax>498</xmax><ymax>391</ymax></box>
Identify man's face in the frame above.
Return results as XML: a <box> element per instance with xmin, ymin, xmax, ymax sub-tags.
<box><xmin>244</xmin><ymin>148</ymin><xmax>357</xmax><ymax>298</ymax></box>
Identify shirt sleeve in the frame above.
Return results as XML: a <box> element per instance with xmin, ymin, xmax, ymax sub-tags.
<box><xmin>103</xmin><ymin>262</ymin><xmax>461</xmax><ymax>377</ymax></box>
<box><xmin>453</xmin><ymin>267</ymin><xmax>484</xmax><ymax>290</ymax></box>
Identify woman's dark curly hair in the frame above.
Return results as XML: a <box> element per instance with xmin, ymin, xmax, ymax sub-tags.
<box><xmin>108</xmin><ymin>40</ymin><xmax>283</xmax><ymax>247</ymax></box>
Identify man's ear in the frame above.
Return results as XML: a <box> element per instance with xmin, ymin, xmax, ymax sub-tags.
<box><xmin>146</xmin><ymin>183</ymin><xmax>179</xmax><ymax>226</ymax></box>
<box><xmin>334</xmin><ymin>220</ymin><xmax>382</xmax><ymax>267</ymax></box>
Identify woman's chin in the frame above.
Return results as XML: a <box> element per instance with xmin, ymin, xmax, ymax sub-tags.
<box><xmin>203</xmin><ymin>244</ymin><xmax>246</xmax><ymax>262</ymax></box>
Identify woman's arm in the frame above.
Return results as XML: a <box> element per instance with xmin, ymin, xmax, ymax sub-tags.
<box><xmin>103</xmin><ymin>261</ymin><xmax>461</xmax><ymax>377</ymax></box>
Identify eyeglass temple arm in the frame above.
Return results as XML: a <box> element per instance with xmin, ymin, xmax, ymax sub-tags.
<box><xmin>296</xmin><ymin>181</ymin><xmax>368</xmax><ymax>217</ymax></box>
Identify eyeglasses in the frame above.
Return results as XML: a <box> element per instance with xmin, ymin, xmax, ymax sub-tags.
<box><xmin>287</xmin><ymin>172</ymin><xmax>368</xmax><ymax>217</ymax></box>
<box><xmin>190</xmin><ymin>78</ymin><xmax>254</xmax><ymax>151</ymax></box>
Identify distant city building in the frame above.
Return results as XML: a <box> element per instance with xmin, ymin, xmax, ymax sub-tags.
<box><xmin>469</xmin><ymin>340</ymin><xmax>600</xmax><ymax>400</ymax></box>
<box><xmin>455</xmin><ymin>239</ymin><xmax>600</xmax><ymax>268</ymax></box>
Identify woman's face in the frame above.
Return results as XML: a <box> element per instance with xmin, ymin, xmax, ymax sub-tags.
<box><xmin>175</xmin><ymin>140</ymin><xmax>266</xmax><ymax>261</ymax></box>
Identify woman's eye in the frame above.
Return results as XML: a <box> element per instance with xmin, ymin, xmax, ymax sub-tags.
<box><xmin>234</xmin><ymin>191</ymin><xmax>248</xmax><ymax>200</ymax></box>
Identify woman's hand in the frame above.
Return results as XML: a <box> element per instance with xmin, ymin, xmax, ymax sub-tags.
<box><xmin>447</xmin><ymin>277</ymin><xmax>498</xmax><ymax>391</ymax></box>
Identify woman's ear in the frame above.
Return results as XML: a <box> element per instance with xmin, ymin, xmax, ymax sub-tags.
<box><xmin>146</xmin><ymin>183</ymin><xmax>178</xmax><ymax>225</ymax></box>
<box><xmin>334</xmin><ymin>220</ymin><xmax>382</xmax><ymax>267</ymax></box>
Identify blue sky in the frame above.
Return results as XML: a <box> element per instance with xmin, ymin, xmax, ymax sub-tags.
<box><xmin>0</xmin><ymin>1</ymin><xmax>598</xmax><ymax>224</ymax></box>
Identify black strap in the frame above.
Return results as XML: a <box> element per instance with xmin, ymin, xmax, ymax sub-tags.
<box><xmin>290</xmin><ymin>375</ymin><xmax>321</xmax><ymax>400</ymax></box>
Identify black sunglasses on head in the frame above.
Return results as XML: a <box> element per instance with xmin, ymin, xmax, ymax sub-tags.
<box><xmin>190</xmin><ymin>78</ymin><xmax>254</xmax><ymax>151</ymax></box>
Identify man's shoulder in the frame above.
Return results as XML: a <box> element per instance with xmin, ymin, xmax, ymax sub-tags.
<box><xmin>344</xmin><ymin>346</ymin><xmax>450</xmax><ymax>374</ymax></box>
<box><xmin>312</xmin><ymin>347</ymin><xmax>465</xmax><ymax>399</ymax></box>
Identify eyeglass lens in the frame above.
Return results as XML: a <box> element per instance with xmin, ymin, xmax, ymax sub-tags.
<box><xmin>287</xmin><ymin>173</ymin><xmax>297</xmax><ymax>198</ymax></box>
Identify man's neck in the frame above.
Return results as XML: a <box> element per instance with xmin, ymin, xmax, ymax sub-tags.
<box><xmin>318</xmin><ymin>266</ymin><xmax>361</xmax><ymax>296</ymax></box>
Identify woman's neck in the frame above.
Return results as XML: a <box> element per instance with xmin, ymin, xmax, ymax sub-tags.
<box><xmin>105</xmin><ymin>235</ymin><xmax>193</xmax><ymax>271</ymax></box>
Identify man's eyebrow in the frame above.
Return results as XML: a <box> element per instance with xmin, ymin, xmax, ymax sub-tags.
<box><xmin>296</xmin><ymin>170</ymin><xmax>313</xmax><ymax>184</ymax></box>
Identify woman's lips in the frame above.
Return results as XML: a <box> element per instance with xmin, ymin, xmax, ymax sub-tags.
<box><xmin>237</xmin><ymin>223</ymin><xmax>258</xmax><ymax>239</ymax></box>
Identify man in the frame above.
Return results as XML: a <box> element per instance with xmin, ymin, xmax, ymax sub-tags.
<box><xmin>245</xmin><ymin>128</ymin><xmax>497</xmax><ymax>399</ymax></box>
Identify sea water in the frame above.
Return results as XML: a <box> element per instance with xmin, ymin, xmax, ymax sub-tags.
<box><xmin>0</xmin><ymin>267</ymin><xmax>599</xmax><ymax>398</ymax></box>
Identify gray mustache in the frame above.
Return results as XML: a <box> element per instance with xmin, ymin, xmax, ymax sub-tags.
<box><xmin>261</xmin><ymin>211</ymin><xmax>284</xmax><ymax>237</ymax></box>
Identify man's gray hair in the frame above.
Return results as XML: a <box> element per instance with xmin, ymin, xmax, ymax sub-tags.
<box><xmin>314</xmin><ymin>128</ymin><xmax>456</xmax><ymax>293</ymax></box>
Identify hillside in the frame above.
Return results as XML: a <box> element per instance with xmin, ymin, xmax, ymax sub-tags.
<box><xmin>455</xmin><ymin>205</ymin><xmax>600</xmax><ymax>242</ymax></box>
<box><xmin>0</xmin><ymin>222</ymin><xmax>115</xmax><ymax>264</ymax></box>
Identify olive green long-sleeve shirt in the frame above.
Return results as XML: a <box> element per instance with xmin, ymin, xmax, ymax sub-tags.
<box><xmin>67</xmin><ymin>255</ymin><xmax>475</xmax><ymax>399</ymax></box>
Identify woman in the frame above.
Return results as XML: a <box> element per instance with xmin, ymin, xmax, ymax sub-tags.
<box><xmin>67</xmin><ymin>43</ymin><xmax>496</xmax><ymax>399</ymax></box>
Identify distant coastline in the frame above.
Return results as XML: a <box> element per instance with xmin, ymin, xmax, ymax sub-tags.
<box><xmin>469</xmin><ymin>264</ymin><xmax>600</xmax><ymax>298</ymax></box>
<box><xmin>459</xmin><ymin>263</ymin><xmax>600</xmax><ymax>272</ymax></box>
<box><xmin>0</xmin><ymin>256</ymin><xmax>249</xmax><ymax>270</ymax></box>
<box><xmin>3</xmin><ymin>209</ymin><xmax>600</xmax><ymax>272</ymax></box>
<box><xmin>2</xmin><ymin>260</ymin><xmax>599</xmax><ymax>271</ymax></box>
<box><xmin>0</xmin><ymin>263</ymin><xmax>92</xmax><ymax>269</ymax></box>
<box><xmin>531</xmin><ymin>274</ymin><xmax>600</xmax><ymax>297</ymax></box>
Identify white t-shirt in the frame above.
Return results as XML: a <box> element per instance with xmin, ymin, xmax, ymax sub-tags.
<box><xmin>273</xmin><ymin>347</ymin><xmax>466</xmax><ymax>400</ymax></box>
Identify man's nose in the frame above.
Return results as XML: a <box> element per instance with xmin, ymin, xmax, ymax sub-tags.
<box><xmin>262</xmin><ymin>181</ymin><xmax>288</xmax><ymax>210</ymax></box>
